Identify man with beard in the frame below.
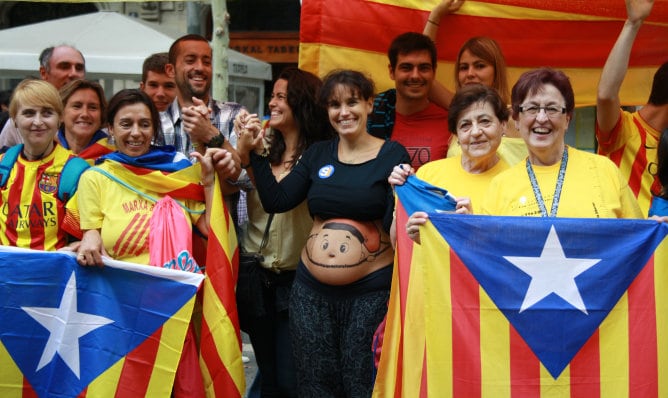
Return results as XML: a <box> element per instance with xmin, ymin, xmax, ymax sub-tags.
<box><xmin>162</xmin><ymin>34</ymin><xmax>249</xmax><ymax>232</ymax></box>
<box><xmin>367</xmin><ymin>32</ymin><xmax>450</xmax><ymax>170</ymax></box>
<box><xmin>162</xmin><ymin>34</ymin><xmax>244</xmax><ymax>158</ymax></box>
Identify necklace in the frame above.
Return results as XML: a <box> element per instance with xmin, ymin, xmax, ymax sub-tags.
<box><xmin>22</xmin><ymin>144</ymin><xmax>53</xmax><ymax>161</ymax></box>
<box><xmin>525</xmin><ymin>147</ymin><xmax>568</xmax><ymax>217</ymax></box>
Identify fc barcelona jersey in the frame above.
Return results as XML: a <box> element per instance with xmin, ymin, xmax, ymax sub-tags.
<box><xmin>0</xmin><ymin>145</ymin><xmax>74</xmax><ymax>250</ymax></box>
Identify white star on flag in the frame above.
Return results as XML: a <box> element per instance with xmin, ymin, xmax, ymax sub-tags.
<box><xmin>504</xmin><ymin>226</ymin><xmax>601</xmax><ymax>314</ymax></box>
<box><xmin>22</xmin><ymin>271</ymin><xmax>114</xmax><ymax>378</ymax></box>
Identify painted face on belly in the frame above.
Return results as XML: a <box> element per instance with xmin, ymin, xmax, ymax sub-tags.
<box><xmin>305</xmin><ymin>219</ymin><xmax>389</xmax><ymax>268</ymax></box>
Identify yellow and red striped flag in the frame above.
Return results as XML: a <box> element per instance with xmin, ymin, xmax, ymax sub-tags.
<box><xmin>300</xmin><ymin>0</ymin><xmax>668</xmax><ymax>106</ymax></box>
<box><xmin>198</xmin><ymin>176</ymin><xmax>246</xmax><ymax>397</ymax></box>
<box><xmin>375</xmin><ymin>182</ymin><xmax>668</xmax><ymax>397</ymax></box>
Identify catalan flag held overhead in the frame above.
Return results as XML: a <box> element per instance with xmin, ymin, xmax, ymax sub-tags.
<box><xmin>375</xmin><ymin>184</ymin><xmax>668</xmax><ymax>397</ymax></box>
<box><xmin>300</xmin><ymin>0</ymin><xmax>668</xmax><ymax>106</ymax></box>
<box><xmin>0</xmin><ymin>247</ymin><xmax>204</xmax><ymax>398</ymax></box>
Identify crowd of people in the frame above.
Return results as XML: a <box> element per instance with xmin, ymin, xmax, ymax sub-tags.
<box><xmin>1</xmin><ymin>0</ymin><xmax>667</xmax><ymax>396</ymax></box>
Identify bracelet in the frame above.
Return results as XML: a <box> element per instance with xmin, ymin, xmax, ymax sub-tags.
<box><xmin>240</xmin><ymin>162</ymin><xmax>251</xmax><ymax>169</ymax></box>
<box><xmin>427</xmin><ymin>19</ymin><xmax>439</xmax><ymax>26</ymax></box>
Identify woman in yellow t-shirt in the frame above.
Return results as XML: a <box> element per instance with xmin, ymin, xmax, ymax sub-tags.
<box><xmin>482</xmin><ymin>68</ymin><xmax>642</xmax><ymax>219</ymax></box>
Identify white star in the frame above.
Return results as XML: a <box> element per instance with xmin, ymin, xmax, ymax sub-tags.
<box><xmin>22</xmin><ymin>272</ymin><xmax>114</xmax><ymax>378</ymax></box>
<box><xmin>504</xmin><ymin>226</ymin><xmax>600</xmax><ymax>314</ymax></box>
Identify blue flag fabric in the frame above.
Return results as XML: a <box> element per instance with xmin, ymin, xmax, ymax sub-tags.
<box><xmin>427</xmin><ymin>213</ymin><xmax>668</xmax><ymax>378</ymax></box>
<box><xmin>395</xmin><ymin>175</ymin><xmax>457</xmax><ymax>215</ymax></box>
<box><xmin>649</xmin><ymin>195</ymin><xmax>668</xmax><ymax>217</ymax></box>
<box><xmin>0</xmin><ymin>247</ymin><xmax>204</xmax><ymax>398</ymax></box>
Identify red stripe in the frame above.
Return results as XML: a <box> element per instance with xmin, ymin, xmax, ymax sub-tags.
<box><xmin>569</xmin><ymin>330</ymin><xmax>600</xmax><ymax>398</ymax></box>
<box><xmin>606</xmin><ymin>146</ymin><xmax>625</xmax><ymax>170</ymax></box>
<box><xmin>626</xmin><ymin>118</ymin><xmax>650</xmax><ymax>197</ymax></box>
<box><xmin>206</xmin><ymin>228</ymin><xmax>241</xmax><ymax>338</ymax></box>
<box><xmin>79</xmin><ymin>142</ymin><xmax>114</xmax><ymax>161</ymax></box>
<box><xmin>301</xmin><ymin>0</ymin><xmax>667</xmax><ymax>68</ymax></box>
<box><xmin>450</xmin><ymin>251</ymin><xmax>481</xmax><ymax>398</ymax></box>
<box><xmin>199</xmin><ymin>316</ymin><xmax>242</xmax><ymax>398</ymax></box>
<box><xmin>391</xmin><ymin>202</ymin><xmax>415</xmax><ymax>396</ymax></box>
<box><xmin>114</xmin><ymin>327</ymin><xmax>163</xmax><ymax>397</ymax></box>
<box><xmin>4</xmin><ymin>164</ymin><xmax>25</xmax><ymax>246</ymax></box>
<box><xmin>510</xmin><ymin>326</ymin><xmax>540</xmax><ymax>398</ymax></box>
<box><xmin>30</xmin><ymin>167</ymin><xmax>46</xmax><ymax>249</ymax></box>
<box><xmin>122</xmin><ymin>214</ymin><xmax>149</xmax><ymax>257</ymax></box>
<box><xmin>419</xmin><ymin>347</ymin><xmax>428</xmax><ymax>398</ymax></box>
<box><xmin>77</xmin><ymin>387</ymin><xmax>88</xmax><ymax>397</ymax></box>
<box><xmin>22</xmin><ymin>377</ymin><xmax>38</xmax><ymax>398</ymax></box>
<box><xmin>114</xmin><ymin>213</ymin><xmax>148</xmax><ymax>257</ymax></box>
<box><xmin>164</xmin><ymin>184</ymin><xmax>205</xmax><ymax>200</ymax></box>
<box><xmin>113</xmin><ymin>212</ymin><xmax>140</xmax><ymax>254</ymax></box>
<box><xmin>627</xmin><ymin>257</ymin><xmax>658</xmax><ymax>398</ymax></box>
<box><xmin>395</xmin><ymin>203</ymin><xmax>413</xmax><ymax>320</ymax></box>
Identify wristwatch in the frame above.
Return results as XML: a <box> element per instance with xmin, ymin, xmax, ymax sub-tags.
<box><xmin>205</xmin><ymin>134</ymin><xmax>225</xmax><ymax>148</ymax></box>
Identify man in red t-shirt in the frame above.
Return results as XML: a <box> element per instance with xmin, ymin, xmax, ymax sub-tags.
<box><xmin>368</xmin><ymin>32</ymin><xmax>450</xmax><ymax>170</ymax></box>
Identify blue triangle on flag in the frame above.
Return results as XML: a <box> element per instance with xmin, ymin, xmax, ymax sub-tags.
<box><xmin>0</xmin><ymin>250</ymin><xmax>198</xmax><ymax>398</ymax></box>
<box><xmin>429</xmin><ymin>214</ymin><xmax>668</xmax><ymax>379</ymax></box>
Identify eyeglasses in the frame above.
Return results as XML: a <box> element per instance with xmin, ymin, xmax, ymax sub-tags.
<box><xmin>519</xmin><ymin>105</ymin><xmax>567</xmax><ymax>117</ymax></box>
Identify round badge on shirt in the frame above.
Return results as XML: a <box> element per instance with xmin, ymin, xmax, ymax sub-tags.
<box><xmin>318</xmin><ymin>165</ymin><xmax>335</xmax><ymax>179</ymax></box>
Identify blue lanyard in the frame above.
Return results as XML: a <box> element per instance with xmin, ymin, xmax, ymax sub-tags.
<box><xmin>525</xmin><ymin>147</ymin><xmax>568</xmax><ymax>217</ymax></box>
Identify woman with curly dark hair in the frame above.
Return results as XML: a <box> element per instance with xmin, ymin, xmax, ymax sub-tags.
<box><xmin>235</xmin><ymin>67</ymin><xmax>335</xmax><ymax>397</ymax></box>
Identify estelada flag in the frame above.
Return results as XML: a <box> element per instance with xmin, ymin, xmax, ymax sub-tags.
<box><xmin>375</xmin><ymin>186</ymin><xmax>668</xmax><ymax>396</ymax></box>
<box><xmin>63</xmin><ymin>155</ymin><xmax>246</xmax><ymax>397</ymax></box>
<box><xmin>0</xmin><ymin>246</ymin><xmax>204</xmax><ymax>397</ymax></box>
<box><xmin>300</xmin><ymin>0</ymin><xmax>668</xmax><ymax>106</ymax></box>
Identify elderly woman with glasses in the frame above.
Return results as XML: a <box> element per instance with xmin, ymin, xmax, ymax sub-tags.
<box><xmin>482</xmin><ymin>68</ymin><xmax>642</xmax><ymax>218</ymax></box>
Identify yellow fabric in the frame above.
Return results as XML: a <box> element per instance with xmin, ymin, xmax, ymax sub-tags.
<box><xmin>417</xmin><ymin>155</ymin><xmax>510</xmax><ymax>213</ymax></box>
<box><xmin>77</xmin><ymin>162</ymin><xmax>205</xmax><ymax>264</ymax></box>
<box><xmin>482</xmin><ymin>147</ymin><xmax>642</xmax><ymax>218</ymax></box>
<box><xmin>597</xmin><ymin>111</ymin><xmax>661</xmax><ymax>216</ymax></box>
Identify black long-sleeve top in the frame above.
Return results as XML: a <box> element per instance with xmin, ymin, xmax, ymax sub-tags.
<box><xmin>250</xmin><ymin>137</ymin><xmax>410</xmax><ymax>233</ymax></box>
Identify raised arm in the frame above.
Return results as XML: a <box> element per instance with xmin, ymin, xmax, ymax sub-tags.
<box><xmin>596</xmin><ymin>0</ymin><xmax>654</xmax><ymax>137</ymax></box>
<box><xmin>422</xmin><ymin>0</ymin><xmax>464</xmax><ymax>110</ymax></box>
<box><xmin>423</xmin><ymin>0</ymin><xmax>463</xmax><ymax>40</ymax></box>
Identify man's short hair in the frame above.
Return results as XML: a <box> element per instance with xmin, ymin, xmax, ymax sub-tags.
<box><xmin>388</xmin><ymin>32</ymin><xmax>437</xmax><ymax>70</ymax></box>
<box><xmin>648</xmin><ymin>61</ymin><xmax>668</xmax><ymax>106</ymax></box>
<box><xmin>142</xmin><ymin>52</ymin><xmax>170</xmax><ymax>83</ymax></box>
<box><xmin>168</xmin><ymin>34</ymin><xmax>210</xmax><ymax>65</ymax></box>
<box><xmin>38</xmin><ymin>45</ymin><xmax>84</xmax><ymax>72</ymax></box>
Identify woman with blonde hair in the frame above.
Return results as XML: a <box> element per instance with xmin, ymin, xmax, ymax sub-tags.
<box><xmin>1</xmin><ymin>79</ymin><xmax>88</xmax><ymax>250</ymax></box>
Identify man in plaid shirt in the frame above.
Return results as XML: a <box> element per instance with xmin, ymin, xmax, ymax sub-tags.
<box><xmin>162</xmin><ymin>34</ymin><xmax>251</xmax><ymax>228</ymax></box>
